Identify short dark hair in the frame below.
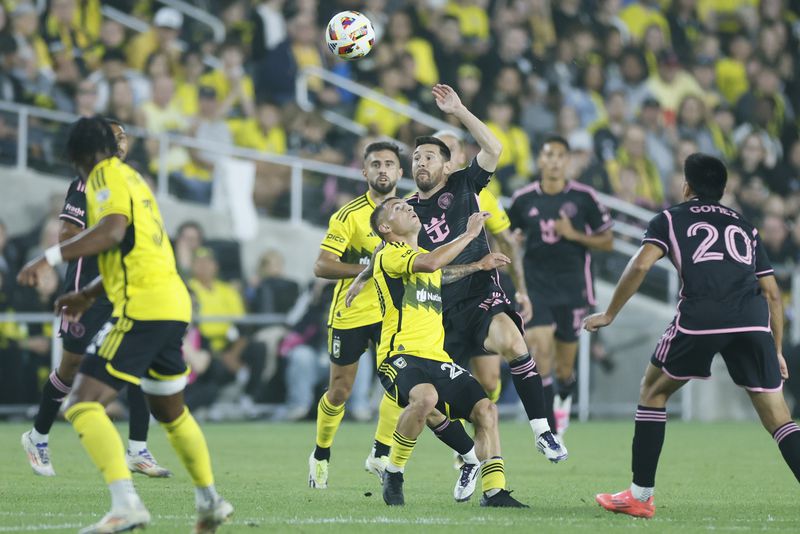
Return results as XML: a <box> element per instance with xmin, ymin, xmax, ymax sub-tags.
<box><xmin>177</xmin><ymin>220</ymin><xmax>204</xmax><ymax>239</ymax></box>
<box><xmin>364</xmin><ymin>141</ymin><xmax>400</xmax><ymax>161</ymax></box>
<box><xmin>684</xmin><ymin>153</ymin><xmax>727</xmax><ymax>201</ymax></box>
<box><xmin>369</xmin><ymin>197</ymin><xmax>400</xmax><ymax>237</ymax></box>
<box><xmin>65</xmin><ymin>117</ymin><xmax>118</xmax><ymax>167</ymax></box>
<box><xmin>414</xmin><ymin>136</ymin><xmax>451</xmax><ymax>161</ymax></box>
<box><xmin>541</xmin><ymin>135</ymin><xmax>570</xmax><ymax>152</ymax></box>
<box><xmin>105</xmin><ymin>117</ymin><xmax>123</xmax><ymax>128</ymax></box>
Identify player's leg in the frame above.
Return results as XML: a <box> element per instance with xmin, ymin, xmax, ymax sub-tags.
<box><xmin>125</xmin><ymin>385</ymin><xmax>171</xmax><ymax>478</ymax></box>
<box><xmin>524</xmin><ymin>324</ymin><xmax>556</xmax><ymax>432</ymax></box>
<box><xmin>22</xmin><ymin>348</ymin><xmax>82</xmax><ymax>476</ymax></box>
<box><xmin>748</xmin><ymin>391</ymin><xmax>800</xmax><ymax>483</ymax></box>
<box><xmin>470</xmin><ymin>354</ymin><xmax>503</xmax><ymax>402</ymax></box>
<box><xmin>427</xmin><ymin>409</ymin><xmax>481</xmax><ymax>502</ymax></box>
<box><xmin>367</xmin><ymin>324</ymin><xmax>402</xmax><ymax>479</ymax></box>
<box><xmin>485</xmin><ymin>313</ymin><xmax>567</xmax><ymax>462</ymax></box>
<box><xmin>552</xmin><ymin>306</ymin><xmax>588</xmax><ymax>436</ymax></box>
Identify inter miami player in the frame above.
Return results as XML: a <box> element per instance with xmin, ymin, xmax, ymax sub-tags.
<box><xmin>585</xmin><ymin>153</ymin><xmax>800</xmax><ymax>518</ymax></box>
<box><xmin>21</xmin><ymin>119</ymin><xmax>171</xmax><ymax>479</ymax></box>
<box><xmin>508</xmin><ymin>136</ymin><xmax>613</xmax><ymax>437</ymax></box>
<box><xmin>407</xmin><ymin>84</ymin><xmax>566</xmax><ymax>461</ymax></box>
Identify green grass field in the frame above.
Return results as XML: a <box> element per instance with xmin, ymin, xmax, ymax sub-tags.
<box><xmin>1</xmin><ymin>420</ymin><xmax>798</xmax><ymax>533</ymax></box>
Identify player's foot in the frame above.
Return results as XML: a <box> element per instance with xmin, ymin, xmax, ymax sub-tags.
<box><xmin>364</xmin><ymin>454</ymin><xmax>388</xmax><ymax>481</ymax></box>
<box><xmin>21</xmin><ymin>431</ymin><xmax>55</xmax><ymax>476</ymax></box>
<box><xmin>553</xmin><ymin>395</ymin><xmax>572</xmax><ymax>436</ymax></box>
<box><xmin>596</xmin><ymin>489</ymin><xmax>655</xmax><ymax>518</ymax></box>
<box><xmin>452</xmin><ymin>450</ymin><xmax>464</xmax><ymax>470</ymax></box>
<box><xmin>382</xmin><ymin>470</ymin><xmax>405</xmax><ymax>505</ymax></box>
<box><xmin>308</xmin><ymin>452</ymin><xmax>328</xmax><ymax>489</ymax></box>
<box><xmin>78</xmin><ymin>505</ymin><xmax>151</xmax><ymax>533</ymax></box>
<box><xmin>126</xmin><ymin>448</ymin><xmax>172</xmax><ymax>478</ymax></box>
<box><xmin>536</xmin><ymin>430</ymin><xmax>568</xmax><ymax>463</ymax></box>
<box><xmin>453</xmin><ymin>462</ymin><xmax>479</xmax><ymax>502</ymax></box>
<box><xmin>194</xmin><ymin>498</ymin><xmax>234</xmax><ymax>534</ymax></box>
<box><xmin>479</xmin><ymin>489</ymin><xmax>529</xmax><ymax>508</ymax></box>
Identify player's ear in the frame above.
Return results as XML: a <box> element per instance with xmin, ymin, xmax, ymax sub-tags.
<box><xmin>443</xmin><ymin>159</ymin><xmax>452</xmax><ymax>175</ymax></box>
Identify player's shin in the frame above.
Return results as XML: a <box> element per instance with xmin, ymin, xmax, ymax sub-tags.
<box><xmin>373</xmin><ymin>393</ymin><xmax>402</xmax><ymax>457</ymax></box>
<box><xmin>314</xmin><ymin>393</ymin><xmax>345</xmax><ymax>461</ymax></box>
<box><xmin>631</xmin><ymin>405</ymin><xmax>667</xmax><ymax>501</ymax></box>
<box><xmin>508</xmin><ymin>354</ymin><xmax>551</xmax><ymax>436</ymax></box>
<box><xmin>33</xmin><ymin>371</ymin><xmax>73</xmax><ymax>440</ymax></box>
<box><xmin>430</xmin><ymin>417</ymin><xmax>479</xmax><ymax>464</ymax></box>
<box><xmin>161</xmin><ymin>406</ymin><xmax>215</xmax><ymax>488</ymax></box>
<box><xmin>772</xmin><ymin>421</ymin><xmax>800</xmax><ymax>483</ymax></box>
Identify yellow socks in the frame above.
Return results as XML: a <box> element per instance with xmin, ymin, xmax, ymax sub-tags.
<box><xmin>373</xmin><ymin>393</ymin><xmax>402</xmax><ymax>452</ymax></box>
<box><xmin>65</xmin><ymin>401</ymin><xmax>131</xmax><ymax>484</ymax></box>
<box><xmin>161</xmin><ymin>407</ymin><xmax>214</xmax><ymax>487</ymax></box>
<box><xmin>315</xmin><ymin>393</ymin><xmax>345</xmax><ymax>449</ymax></box>
<box><xmin>487</xmin><ymin>381</ymin><xmax>502</xmax><ymax>403</ymax></box>
<box><xmin>481</xmin><ymin>457</ymin><xmax>506</xmax><ymax>493</ymax></box>
<box><xmin>388</xmin><ymin>430</ymin><xmax>417</xmax><ymax>472</ymax></box>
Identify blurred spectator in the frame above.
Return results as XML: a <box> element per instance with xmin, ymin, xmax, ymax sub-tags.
<box><xmin>73</xmin><ymin>79</ymin><xmax>97</xmax><ymax>117</ymax></box>
<box><xmin>231</xmin><ymin>100</ymin><xmax>287</xmax><ymax>154</ymax></box>
<box><xmin>639</xmin><ymin>97</ymin><xmax>676</xmax><ymax>181</ymax></box>
<box><xmin>734</xmin><ymin>133</ymin><xmax>777</xmax><ymax>190</ymax></box>
<box><xmin>252</xmin><ymin>0</ymin><xmax>288</xmax><ymax>60</ymax></box>
<box><xmin>375</xmin><ymin>9</ymin><xmax>438</xmax><ymax>87</ymax></box>
<box><xmin>127</xmin><ymin>7</ymin><xmax>183</xmax><ymax>72</ymax></box>
<box><xmin>485</xmin><ymin>95</ymin><xmax>531</xmax><ymax>195</ymax></box>
<box><xmin>42</xmin><ymin>0</ymin><xmax>99</xmax><ymax>73</ymax></box>
<box><xmin>431</xmin><ymin>15</ymin><xmax>463</xmax><ymax>87</ymax></box>
<box><xmin>606</xmin><ymin>47</ymin><xmax>651</xmax><ymax>119</ymax></box>
<box><xmin>173</xmin><ymin>221</ymin><xmax>205</xmax><ymax>280</ymax></box>
<box><xmin>354</xmin><ymin>67</ymin><xmax>410</xmax><ymax>138</ymax></box>
<box><xmin>248</xmin><ymin>249</ymin><xmax>299</xmax><ymax>315</ymax></box>
<box><xmin>175</xmin><ymin>50</ymin><xmax>206</xmax><ymax>117</ymax></box>
<box><xmin>760</xmin><ymin>214</ymin><xmax>797</xmax><ymax>290</ymax></box>
<box><xmin>593</xmin><ymin>90</ymin><xmax>627</xmax><ymax>163</ymax></box>
<box><xmin>676</xmin><ymin>95</ymin><xmax>717</xmax><ymax>155</ymax></box>
<box><xmin>570</xmin><ymin>130</ymin><xmax>612</xmax><ymax>193</ymax></box>
<box><xmin>709</xmin><ymin>104</ymin><xmax>738</xmax><ymax>161</ymax></box>
<box><xmin>0</xmin><ymin>219</ymin><xmax>22</xmax><ymax>277</ymax></box>
<box><xmin>138</xmin><ymin>74</ymin><xmax>190</xmax><ymax>175</ymax></box>
<box><xmin>565</xmin><ymin>60</ymin><xmax>606</xmax><ymax>128</ymax></box>
<box><xmin>715</xmin><ymin>34</ymin><xmax>751</xmax><ymax>105</ymax></box>
<box><xmin>10</xmin><ymin>2</ymin><xmax>51</xmax><ymax>79</ymax></box>
<box><xmin>606</xmin><ymin>124</ymin><xmax>664</xmax><ymax>209</ymax></box>
<box><xmin>646</xmin><ymin>50</ymin><xmax>704</xmax><ymax>122</ymax></box>
<box><xmin>199</xmin><ymin>41</ymin><xmax>255</xmax><ymax>119</ymax></box>
<box><xmin>667</xmin><ymin>0</ymin><xmax>703</xmax><ymax>65</ymax></box>
<box><xmin>88</xmin><ymin>49</ymin><xmax>149</xmax><ymax>114</ymax></box>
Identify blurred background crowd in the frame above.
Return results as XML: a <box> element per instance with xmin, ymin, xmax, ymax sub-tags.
<box><xmin>1</xmin><ymin>0</ymin><xmax>800</xmax><ymax>417</ymax></box>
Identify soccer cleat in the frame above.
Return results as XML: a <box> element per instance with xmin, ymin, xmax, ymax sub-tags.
<box><xmin>596</xmin><ymin>489</ymin><xmax>655</xmax><ymax>518</ymax></box>
<box><xmin>308</xmin><ymin>453</ymin><xmax>328</xmax><ymax>489</ymax></box>
<box><xmin>126</xmin><ymin>448</ymin><xmax>172</xmax><ymax>478</ymax></box>
<box><xmin>21</xmin><ymin>431</ymin><xmax>55</xmax><ymax>476</ymax></box>
<box><xmin>78</xmin><ymin>506</ymin><xmax>151</xmax><ymax>533</ymax></box>
<box><xmin>479</xmin><ymin>489</ymin><xmax>529</xmax><ymax>508</ymax></box>
<box><xmin>553</xmin><ymin>395</ymin><xmax>572</xmax><ymax>436</ymax></box>
<box><xmin>453</xmin><ymin>462</ymin><xmax>479</xmax><ymax>502</ymax></box>
<box><xmin>382</xmin><ymin>470</ymin><xmax>405</xmax><ymax>505</ymax></box>
<box><xmin>536</xmin><ymin>430</ymin><xmax>568</xmax><ymax>463</ymax></box>
<box><xmin>365</xmin><ymin>454</ymin><xmax>388</xmax><ymax>481</ymax></box>
<box><xmin>194</xmin><ymin>498</ymin><xmax>234</xmax><ymax>534</ymax></box>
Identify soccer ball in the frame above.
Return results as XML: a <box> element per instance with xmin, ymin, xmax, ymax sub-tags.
<box><xmin>325</xmin><ymin>11</ymin><xmax>375</xmax><ymax>60</ymax></box>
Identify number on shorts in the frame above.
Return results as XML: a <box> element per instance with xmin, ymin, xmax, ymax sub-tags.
<box><xmin>87</xmin><ymin>321</ymin><xmax>114</xmax><ymax>356</ymax></box>
<box><xmin>687</xmin><ymin>223</ymin><xmax>752</xmax><ymax>265</ymax></box>
<box><xmin>440</xmin><ymin>362</ymin><xmax>467</xmax><ymax>380</ymax></box>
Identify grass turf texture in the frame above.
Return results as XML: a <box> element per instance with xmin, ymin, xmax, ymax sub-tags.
<box><xmin>1</xmin><ymin>421</ymin><xmax>797</xmax><ymax>533</ymax></box>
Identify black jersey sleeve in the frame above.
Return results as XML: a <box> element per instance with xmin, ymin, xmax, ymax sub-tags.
<box><xmin>753</xmin><ymin>231</ymin><xmax>775</xmax><ymax>278</ymax></box>
<box><xmin>457</xmin><ymin>158</ymin><xmax>492</xmax><ymax>192</ymax></box>
<box><xmin>642</xmin><ymin>211</ymin><xmax>670</xmax><ymax>256</ymax></box>
<box><xmin>585</xmin><ymin>192</ymin><xmax>613</xmax><ymax>234</ymax></box>
<box><xmin>508</xmin><ymin>195</ymin><xmax>523</xmax><ymax>231</ymax></box>
<box><xmin>59</xmin><ymin>180</ymin><xmax>87</xmax><ymax>229</ymax></box>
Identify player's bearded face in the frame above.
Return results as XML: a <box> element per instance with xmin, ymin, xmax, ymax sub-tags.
<box><xmin>412</xmin><ymin>147</ymin><xmax>446</xmax><ymax>192</ymax></box>
<box><xmin>364</xmin><ymin>151</ymin><xmax>401</xmax><ymax>194</ymax></box>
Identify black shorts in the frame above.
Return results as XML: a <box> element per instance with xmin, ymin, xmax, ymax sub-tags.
<box><xmin>327</xmin><ymin>322</ymin><xmax>382</xmax><ymax>365</ymax></box>
<box><xmin>651</xmin><ymin>319</ymin><xmax>782</xmax><ymax>391</ymax></box>
<box><xmin>378</xmin><ymin>355</ymin><xmax>487</xmax><ymax>421</ymax></box>
<box><xmin>59</xmin><ymin>298</ymin><xmax>113</xmax><ymax>354</ymax></box>
<box><xmin>526</xmin><ymin>293</ymin><xmax>589</xmax><ymax>343</ymax></box>
<box><xmin>81</xmin><ymin>317</ymin><xmax>189</xmax><ymax>391</ymax></box>
<box><xmin>443</xmin><ymin>286</ymin><xmax>524</xmax><ymax>365</ymax></box>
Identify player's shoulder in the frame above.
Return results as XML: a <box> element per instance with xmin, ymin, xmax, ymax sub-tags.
<box><xmin>332</xmin><ymin>193</ymin><xmax>371</xmax><ymax>223</ymax></box>
<box><xmin>510</xmin><ymin>180</ymin><xmax>541</xmax><ymax>203</ymax></box>
<box><xmin>565</xmin><ymin>180</ymin><xmax>603</xmax><ymax>203</ymax></box>
<box><xmin>67</xmin><ymin>177</ymin><xmax>85</xmax><ymax>195</ymax></box>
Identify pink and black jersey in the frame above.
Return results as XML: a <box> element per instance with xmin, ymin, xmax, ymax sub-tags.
<box><xmin>407</xmin><ymin>159</ymin><xmax>493</xmax><ymax>310</ymax></box>
<box><xmin>60</xmin><ymin>178</ymin><xmax>100</xmax><ymax>293</ymax></box>
<box><xmin>508</xmin><ymin>179</ymin><xmax>612</xmax><ymax>305</ymax></box>
<box><xmin>643</xmin><ymin>198</ymin><xmax>773</xmax><ymax>334</ymax></box>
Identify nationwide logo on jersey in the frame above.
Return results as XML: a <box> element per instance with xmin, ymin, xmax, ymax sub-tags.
<box><xmin>423</xmin><ymin>213</ymin><xmax>450</xmax><ymax>243</ymax></box>
<box><xmin>403</xmin><ymin>278</ymin><xmax>443</xmax><ymax>312</ymax></box>
<box><xmin>342</xmin><ymin>245</ymin><xmax>374</xmax><ymax>266</ymax></box>
<box><xmin>438</xmin><ymin>192</ymin><xmax>454</xmax><ymax>210</ymax></box>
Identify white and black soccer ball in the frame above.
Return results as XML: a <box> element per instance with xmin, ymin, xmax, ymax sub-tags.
<box><xmin>325</xmin><ymin>11</ymin><xmax>376</xmax><ymax>60</ymax></box>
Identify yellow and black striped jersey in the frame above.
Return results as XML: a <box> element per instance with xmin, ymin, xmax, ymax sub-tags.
<box><xmin>86</xmin><ymin>157</ymin><xmax>191</xmax><ymax>322</ymax></box>
<box><xmin>320</xmin><ymin>193</ymin><xmax>382</xmax><ymax>329</ymax></box>
<box><xmin>478</xmin><ymin>188</ymin><xmax>511</xmax><ymax>235</ymax></box>
<box><xmin>373</xmin><ymin>241</ymin><xmax>451</xmax><ymax>366</ymax></box>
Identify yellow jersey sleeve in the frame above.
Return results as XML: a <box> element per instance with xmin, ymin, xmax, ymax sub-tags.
<box><xmin>381</xmin><ymin>243</ymin><xmax>421</xmax><ymax>277</ymax></box>
<box><xmin>478</xmin><ymin>189</ymin><xmax>511</xmax><ymax>235</ymax></box>
<box><xmin>320</xmin><ymin>214</ymin><xmax>351</xmax><ymax>257</ymax></box>
<box><xmin>87</xmin><ymin>166</ymin><xmax>132</xmax><ymax>224</ymax></box>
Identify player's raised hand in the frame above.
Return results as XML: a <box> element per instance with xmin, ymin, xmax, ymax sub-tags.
<box><xmin>516</xmin><ymin>292</ymin><xmax>533</xmax><ymax>323</ymax></box>
<box><xmin>55</xmin><ymin>290</ymin><xmax>95</xmax><ymax>322</ymax></box>
<box><xmin>583</xmin><ymin>312</ymin><xmax>613</xmax><ymax>332</ymax></box>
<box><xmin>16</xmin><ymin>257</ymin><xmax>48</xmax><ymax>287</ymax></box>
<box><xmin>475</xmin><ymin>252</ymin><xmax>511</xmax><ymax>271</ymax></box>
<box><xmin>432</xmin><ymin>84</ymin><xmax>463</xmax><ymax>114</ymax></box>
<box><xmin>466</xmin><ymin>211</ymin><xmax>491</xmax><ymax>238</ymax></box>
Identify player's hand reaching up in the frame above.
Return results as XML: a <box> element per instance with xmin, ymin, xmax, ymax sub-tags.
<box><xmin>432</xmin><ymin>84</ymin><xmax>464</xmax><ymax>115</ymax></box>
<box><xmin>466</xmin><ymin>211</ymin><xmax>491</xmax><ymax>239</ymax></box>
<box><xmin>55</xmin><ymin>290</ymin><xmax>96</xmax><ymax>322</ymax></box>
<box><xmin>583</xmin><ymin>312</ymin><xmax>613</xmax><ymax>332</ymax></box>
<box><xmin>475</xmin><ymin>252</ymin><xmax>511</xmax><ymax>271</ymax></box>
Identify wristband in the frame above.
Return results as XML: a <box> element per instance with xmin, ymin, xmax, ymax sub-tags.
<box><xmin>44</xmin><ymin>245</ymin><xmax>64</xmax><ymax>267</ymax></box>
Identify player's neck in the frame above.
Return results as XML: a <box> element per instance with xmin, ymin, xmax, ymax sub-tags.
<box><xmin>391</xmin><ymin>233</ymin><xmax>419</xmax><ymax>250</ymax></box>
<box><xmin>416</xmin><ymin>180</ymin><xmax>447</xmax><ymax>200</ymax></box>
<box><xmin>368</xmin><ymin>188</ymin><xmax>396</xmax><ymax>206</ymax></box>
<box><xmin>541</xmin><ymin>176</ymin><xmax>567</xmax><ymax>195</ymax></box>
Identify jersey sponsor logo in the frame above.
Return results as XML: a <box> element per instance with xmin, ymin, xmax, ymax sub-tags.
<box><xmin>326</xmin><ymin>233</ymin><xmax>346</xmax><ymax>243</ymax></box>
<box><xmin>64</xmin><ymin>203</ymin><xmax>85</xmax><ymax>217</ymax></box>
<box><xmin>560</xmin><ymin>201</ymin><xmax>578</xmax><ymax>218</ymax></box>
<box><xmin>437</xmin><ymin>192</ymin><xmax>454</xmax><ymax>210</ymax></box>
<box><xmin>416</xmin><ymin>288</ymin><xmax>442</xmax><ymax>304</ymax></box>
<box><xmin>540</xmin><ymin>219</ymin><xmax>560</xmax><ymax>244</ymax></box>
<box><xmin>424</xmin><ymin>214</ymin><xmax>451</xmax><ymax>243</ymax></box>
<box><xmin>69</xmin><ymin>322</ymin><xmax>86</xmax><ymax>338</ymax></box>
<box><xmin>403</xmin><ymin>278</ymin><xmax>443</xmax><ymax>312</ymax></box>
<box><xmin>393</xmin><ymin>356</ymin><xmax>407</xmax><ymax>369</ymax></box>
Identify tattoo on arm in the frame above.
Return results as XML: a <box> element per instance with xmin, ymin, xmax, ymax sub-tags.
<box><xmin>441</xmin><ymin>264</ymin><xmax>479</xmax><ymax>285</ymax></box>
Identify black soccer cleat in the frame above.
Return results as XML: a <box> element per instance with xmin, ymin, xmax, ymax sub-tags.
<box><xmin>480</xmin><ymin>489</ymin><xmax>530</xmax><ymax>508</ymax></box>
<box><xmin>382</xmin><ymin>470</ymin><xmax>405</xmax><ymax>505</ymax></box>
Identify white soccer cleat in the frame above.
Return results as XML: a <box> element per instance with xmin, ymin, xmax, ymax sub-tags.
<box><xmin>536</xmin><ymin>430</ymin><xmax>569</xmax><ymax>463</ymax></box>
<box><xmin>194</xmin><ymin>498</ymin><xmax>234</xmax><ymax>534</ymax></box>
<box><xmin>453</xmin><ymin>462</ymin><xmax>479</xmax><ymax>502</ymax></box>
<box><xmin>308</xmin><ymin>453</ymin><xmax>328</xmax><ymax>489</ymax></box>
<box><xmin>78</xmin><ymin>506</ymin><xmax>151</xmax><ymax>534</ymax></box>
<box><xmin>21</xmin><ymin>431</ymin><xmax>55</xmax><ymax>476</ymax></box>
<box><xmin>126</xmin><ymin>448</ymin><xmax>172</xmax><ymax>478</ymax></box>
<box><xmin>365</xmin><ymin>454</ymin><xmax>388</xmax><ymax>481</ymax></box>
<box><xmin>553</xmin><ymin>395</ymin><xmax>573</xmax><ymax>436</ymax></box>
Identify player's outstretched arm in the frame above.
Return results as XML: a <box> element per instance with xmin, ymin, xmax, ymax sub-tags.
<box><xmin>432</xmin><ymin>84</ymin><xmax>501</xmax><ymax>172</ymax></box>
<box><xmin>583</xmin><ymin>243</ymin><xmax>663</xmax><ymax>332</ymax></box>
<box><xmin>17</xmin><ymin>214</ymin><xmax>128</xmax><ymax>287</ymax></box>
<box><xmin>441</xmin><ymin>252</ymin><xmax>511</xmax><ymax>284</ymax></box>
<box><xmin>314</xmin><ymin>250</ymin><xmax>370</xmax><ymax>280</ymax></box>
<box><xmin>759</xmin><ymin>274</ymin><xmax>788</xmax><ymax>379</ymax></box>
<box><xmin>492</xmin><ymin>229</ymin><xmax>532</xmax><ymax>321</ymax></box>
<box><xmin>413</xmin><ymin>211</ymin><xmax>491</xmax><ymax>273</ymax></box>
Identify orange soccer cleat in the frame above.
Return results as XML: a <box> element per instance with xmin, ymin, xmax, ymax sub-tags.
<box><xmin>596</xmin><ymin>489</ymin><xmax>655</xmax><ymax>518</ymax></box>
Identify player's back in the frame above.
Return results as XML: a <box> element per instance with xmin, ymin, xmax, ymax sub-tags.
<box><xmin>644</xmin><ymin>198</ymin><xmax>773</xmax><ymax>333</ymax></box>
<box><xmin>86</xmin><ymin>157</ymin><xmax>191</xmax><ymax>322</ymax></box>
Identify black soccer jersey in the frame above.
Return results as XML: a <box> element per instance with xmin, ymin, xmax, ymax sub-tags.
<box><xmin>407</xmin><ymin>159</ymin><xmax>493</xmax><ymax>309</ymax></box>
<box><xmin>643</xmin><ymin>198</ymin><xmax>774</xmax><ymax>333</ymax></box>
<box><xmin>60</xmin><ymin>178</ymin><xmax>100</xmax><ymax>293</ymax></box>
<box><xmin>508</xmin><ymin>179</ymin><xmax>612</xmax><ymax>305</ymax></box>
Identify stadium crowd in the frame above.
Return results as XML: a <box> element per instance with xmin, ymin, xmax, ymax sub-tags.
<box><xmin>1</xmin><ymin>0</ymin><xmax>800</xmax><ymax>413</ymax></box>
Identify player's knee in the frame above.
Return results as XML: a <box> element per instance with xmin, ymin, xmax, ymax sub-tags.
<box><xmin>326</xmin><ymin>383</ymin><xmax>351</xmax><ymax>405</ymax></box>
<box><xmin>58</xmin><ymin>351</ymin><xmax>83</xmax><ymax>382</ymax></box>
<box><xmin>471</xmin><ymin>399</ymin><xmax>498</xmax><ymax>430</ymax></box>
<box><xmin>409</xmin><ymin>385</ymin><xmax>438</xmax><ymax>415</ymax></box>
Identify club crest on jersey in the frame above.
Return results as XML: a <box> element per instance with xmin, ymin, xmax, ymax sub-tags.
<box><xmin>95</xmin><ymin>188</ymin><xmax>110</xmax><ymax>202</ymax></box>
<box><xmin>437</xmin><ymin>192</ymin><xmax>454</xmax><ymax>210</ymax></box>
<box><xmin>69</xmin><ymin>322</ymin><xmax>86</xmax><ymax>338</ymax></box>
<box><xmin>393</xmin><ymin>357</ymin><xmax>407</xmax><ymax>369</ymax></box>
<box><xmin>560</xmin><ymin>201</ymin><xmax>578</xmax><ymax>218</ymax></box>
<box><xmin>528</xmin><ymin>207</ymin><xmax>539</xmax><ymax>217</ymax></box>
<box><xmin>424</xmin><ymin>214</ymin><xmax>451</xmax><ymax>243</ymax></box>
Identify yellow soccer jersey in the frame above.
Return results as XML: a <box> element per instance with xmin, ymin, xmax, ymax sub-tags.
<box><xmin>320</xmin><ymin>193</ymin><xmax>382</xmax><ymax>329</ymax></box>
<box><xmin>86</xmin><ymin>157</ymin><xmax>191</xmax><ymax>322</ymax></box>
<box><xmin>478</xmin><ymin>188</ymin><xmax>511</xmax><ymax>235</ymax></box>
<box><xmin>373</xmin><ymin>242</ymin><xmax>450</xmax><ymax>366</ymax></box>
